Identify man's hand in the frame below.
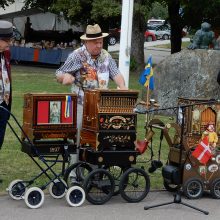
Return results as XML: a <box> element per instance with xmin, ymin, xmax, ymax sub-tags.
<box><xmin>56</xmin><ymin>73</ymin><xmax>75</xmax><ymax>85</ymax></box>
<box><xmin>113</xmin><ymin>74</ymin><xmax>128</xmax><ymax>89</ymax></box>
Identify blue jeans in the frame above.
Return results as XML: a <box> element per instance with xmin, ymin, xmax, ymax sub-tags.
<box><xmin>0</xmin><ymin>103</ymin><xmax>10</xmax><ymax>149</ymax></box>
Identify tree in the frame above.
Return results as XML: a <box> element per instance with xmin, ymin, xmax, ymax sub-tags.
<box><xmin>182</xmin><ymin>0</ymin><xmax>220</xmax><ymax>28</ymax></box>
<box><xmin>0</xmin><ymin>0</ymin><xmax>15</xmax><ymax>9</ymax></box>
<box><xmin>130</xmin><ymin>1</ymin><xmax>153</xmax><ymax>71</ymax></box>
<box><xmin>148</xmin><ymin>2</ymin><xmax>168</xmax><ymax>20</ymax></box>
<box><xmin>167</xmin><ymin>0</ymin><xmax>182</xmax><ymax>53</ymax></box>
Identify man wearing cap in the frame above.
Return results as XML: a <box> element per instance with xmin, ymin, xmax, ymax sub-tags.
<box><xmin>0</xmin><ymin>20</ymin><xmax>14</xmax><ymax>183</ymax></box>
<box><xmin>55</xmin><ymin>24</ymin><xmax>127</xmax><ymax>168</ymax></box>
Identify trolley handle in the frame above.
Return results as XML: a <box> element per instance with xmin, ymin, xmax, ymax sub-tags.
<box><xmin>0</xmin><ymin>106</ymin><xmax>34</xmax><ymax>147</ymax></box>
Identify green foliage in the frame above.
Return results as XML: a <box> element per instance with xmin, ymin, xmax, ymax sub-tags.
<box><xmin>23</xmin><ymin>0</ymin><xmax>54</xmax><ymax>11</ymax></box>
<box><xmin>91</xmin><ymin>0</ymin><xmax>121</xmax><ymax>20</ymax></box>
<box><xmin>178</xmin><ymin>0</ymin><xmax>220</xmax><ymax>29</ymax></box>
<box><xmin>148</xmin><ymin>2</ymin><xmax>168</xmax><ymax>20</ymax></box>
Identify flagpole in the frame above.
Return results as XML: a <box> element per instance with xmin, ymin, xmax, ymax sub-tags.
<box><xmin>146</xmin><ymin>85</ymin><xmax>150</xmax><ymax>109</ymax></box>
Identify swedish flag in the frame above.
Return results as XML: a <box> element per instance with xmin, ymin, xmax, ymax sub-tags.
<box><xmin>65</xmin><ymin>95</ymin><xmax>71</xmax><ymax>118</ymax></box>
<box><xmin>139</xmin><ymin>56</ymin><xmax>154</xmax><ymax>90</ymax></box>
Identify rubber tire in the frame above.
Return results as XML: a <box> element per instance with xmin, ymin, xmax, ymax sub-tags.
<box><xmin>183</xmin><ymin>178</ymin><xmax>203</xmax><ymax>199</ymax></box>
<box><xmin>64</xmin><ymin>162</ymin><xmax>93</xmax><ymax>186</ymax></box>
<box><xmin>83</xmin><ymin>168</ymin><xmax>115</xmax><ymax>205</ymax></box>
<box><xmin>108</xmin><ymin>36</ymin><xmax>117</xmax><ymax>45</ymax></box>
<box><xmin>162</xmin><ymin>34</ymin><xmax>169</xmax><ymax>40</ymax></box>
<box><xmin>7</xmin><ymin>179</ymin><xmax>26</xmax><ymax>200</ymax></box>
<box><xmin>24</xmin><ymin>187</ymin><xmax>45</xmax><ymax>209</ymax></box>
<box><xmin>65</xmin><ymin>185</ymin><xmax>86</xmax><ymax>207</ymax></box>
<box><xmin>103</xmin><ymin>165</ymin><xmax>129</xmax><ymax>196</ymax></box>
<box><xmin>210</xmin><ymin>178</ymin><xmax>220</xmax><ymax>199</ymax></box>
<box><xmin>48</xmin><ymin>179</ymin><xmax>67</xmax><ymax>199</ymax></box>
<box><xmin>146</xmin><ymin>36</ymin><xmax>153</xmax><ymax>42</ymax></box>
<box><xmin>119</xmin><ymin>167</ymin><xmax>150</xmax><ymax>203</ymax></box>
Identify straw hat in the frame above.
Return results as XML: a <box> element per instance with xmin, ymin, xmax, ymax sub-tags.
<box><xmin>80</xmin><ymin>24</ymin><xmax>109</xmax><ymax>40</ymax></box>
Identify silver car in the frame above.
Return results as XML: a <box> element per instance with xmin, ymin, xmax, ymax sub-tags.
<box><xmin>147</xmin><ymin>24</ymin><xmax>171</xmax><ymax>40</ymax></box>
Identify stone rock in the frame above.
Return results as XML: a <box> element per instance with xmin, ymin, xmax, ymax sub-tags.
<box><xmin>153</xmin><ymin>49</ymin><xmax>220</xmax><ymax>108</ymax></box>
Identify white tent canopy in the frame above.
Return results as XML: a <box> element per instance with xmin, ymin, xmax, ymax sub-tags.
<box><xmin>0</xmin><ymin>1</ymin><xmax>83</xmax><ymax>36</ymax></box>
<box><xmin>11</xmin><ymin>12</ymin><xmax>83</xmax><ymax>36</ymax></box>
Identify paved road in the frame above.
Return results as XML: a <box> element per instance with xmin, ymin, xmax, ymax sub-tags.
<box><xmin>108</xmin><ymin>38</ymin><xmax>190</xmax><ymax>64</ymax></box>
<box><xmin>1</xmin><ymin>190</ymin><xmax>219</xmax><ymax>220</ymax></box>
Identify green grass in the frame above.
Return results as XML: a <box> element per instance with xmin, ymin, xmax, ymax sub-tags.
<box><xmin>0</xmin><ymin>64</ymin><xmax>171</xmax><ymax>193</ymax></box>
<box><xmin>155</xmin><ymin>40</ymin><xmax>191</xmax><ymax>49</ymax></box>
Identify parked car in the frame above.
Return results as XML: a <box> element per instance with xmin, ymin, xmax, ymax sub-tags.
<box><xmin>108</xmin><ymin>28</ymin><xmax>120</xmax><ymax>45</ymax></box>
<box><xmin>108</xmin><ymin>27</ymin><xmax>157</xmax><ymax>44</ymax></box>
<box><xmin>147</xmin><ymin>24</ymin><xmax>171</xmax><ymax>40</ymax></box>
<box><xmin>144</xmin><ymin>31</ymin><xmax>157</xmax><ymax>42</ymax></box>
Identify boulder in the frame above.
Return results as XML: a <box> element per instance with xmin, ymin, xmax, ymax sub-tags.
<box><xmin>153</xmin><ymin>49</ymin><xmax>220</xmax><ymax>108</ymax></box>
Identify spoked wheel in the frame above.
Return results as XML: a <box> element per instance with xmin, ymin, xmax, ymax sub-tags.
<box><xmin>163</xmin><ymin>181</ymin><xmax>178</xmax><ymax>192</ymax></box>
<box><xmin>24</xmin><ymin>187</ymin><xmax>45</xmax><ymax>209</ymax></box>
<box><xmin>183</xmin><ymin>178</ymin><xmax>203</xmax><ymax>199</ymax></box>
<box><xmin>49</xmin><ymin>179</ymin><xmax>67</xmax><ymax>199</ymax></box>
<box><xmin>210</xmin><ymin>178</ymin><xmax>220</xmax><ymax>199</ymax></box>
<box><xmin>119</xmin><ymin>167</ymin><xmax>150</xmax><ymax>203</ymax></box>
<box><xmin>103</xmin><ymin>165</ymin><xmax>129</xmax><ymax>196</ymax></box>
<box><xmin>64</xmin><ymin>162</ymin><xmax>93</xmax><ymax>187</ymax></box>
<box><xmin>83</xmin><ymin>168</ymin><xmax>115</xmax><ymax>205</ymax></box>
<box><xmin>66</xmin><ymin>185</ymin><xmax>86</xmax><ymax>207</ymax></box>
<box><xmin>7</xmin><ymin>179</ymin><xmax>26</xmax><ymax>200</ymax></box>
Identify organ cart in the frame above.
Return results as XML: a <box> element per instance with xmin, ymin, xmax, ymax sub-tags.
<box><xmin>142</xmin><ymin>97</ymin><xmax>220</xmax><ymax>199</ymax></box>
<box><xmin>6</xmin><ymin>93</ymin><xmax>85</xmax><ymax>208</ymax></box>
<box><xmin>64</xmin><ymin>89</ymin><xmax>150</xmax><ymax>205</ymax></box>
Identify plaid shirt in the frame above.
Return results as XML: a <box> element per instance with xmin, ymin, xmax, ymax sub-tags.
<box><xmin>56</xmin><ymin>45</ymin><xmax>120</xmax><ymax>105</ymax></box>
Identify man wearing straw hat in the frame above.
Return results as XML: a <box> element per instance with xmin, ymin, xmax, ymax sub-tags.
<box><xmin>55</xmin><ymin>24</ymin><xmax>127</xmax><ymax>171</ymax></box>
<box><xmin>0</xmin><ymin>20</ymin><xmax>14</xmax><ymax>183</ymax></box>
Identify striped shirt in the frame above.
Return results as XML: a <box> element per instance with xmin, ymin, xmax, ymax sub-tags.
<box><xmin>56</xmin><ymin>45</ymin><xmax>120</xmax><ymax>105</ymax></box>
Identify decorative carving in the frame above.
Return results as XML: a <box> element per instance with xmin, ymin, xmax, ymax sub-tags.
<box><xmin>192</xmin><ymin>108</ymin><xmax>201</xmax><ymax>134</ymax></box>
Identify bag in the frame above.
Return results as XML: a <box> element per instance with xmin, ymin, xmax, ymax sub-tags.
<box><xmin>136</xmin><ymin>140</ymin><xmax>148</xmax><ymax>154</ymax></box>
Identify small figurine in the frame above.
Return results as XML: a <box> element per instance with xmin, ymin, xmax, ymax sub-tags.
<box><xmin>201</xmin><ymin>122</ymin><xmax>218</xmax><ymax>152</ymax></box>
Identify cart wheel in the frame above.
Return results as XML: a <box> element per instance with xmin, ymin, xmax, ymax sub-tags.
<box><xmin>24</xmin><ymin>187</ymin><xmax>44</xmax><ymax>209</ymax></box>
<box><xmin>64</xmin><ymin>162</ymin><xmax>93</xmax><ymax>186</ymax></box>
<box><xmin>103</xmin><ymin>165</ymin><xmax>129</xmax><ymax>196</ymax></box>
<box><xmin>183</xmin><ymin>178</ymin><xmax>203</xmax><ymax>199</ymax></box>
<box><xmin>163</xmin><ymin>181</ymin><xmax>178</xmax><ymax>192</ymax></box>
<box><xmin>7</xmin><ymin>179</ymin><xmax>26</xmax><ymax>200</ymax></box>
<box><xmin>66</xmin><ymin>185</ymin><xmax>85</xmax><ymax>207</ymax></box>
<box><xmin>119</xmin><ymin>167</ymin><xmax>150</xmax><ymax>203</ymax></box>
<box><xmin>83</xmin><ymin>168</ymin><xmax>115</xmax><ymax>205</ymax></box>
<box><xmin>49</xmin><ymin>179</ymin><xmax>67</xmax><ymax>199</ymax></box>
<box><xmin>210</xmin><ymin>178</ymin><xmax>220</xmax><ymax>199</ymax></box>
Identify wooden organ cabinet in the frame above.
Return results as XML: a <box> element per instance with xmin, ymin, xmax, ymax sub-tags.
<box><xmin>79</xmin><ymin>89</ymin><xmax>139</xmax><ymax>166</ymax></box>
<box><xmin>21</xmin><ymin>93</ymin><xmax>77</xmax><ymax>155</ymax></box>
<box><xmin>80</xmin><ymin>89</ymin><xmax>139</xmax><ymax>151</ymax></box>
